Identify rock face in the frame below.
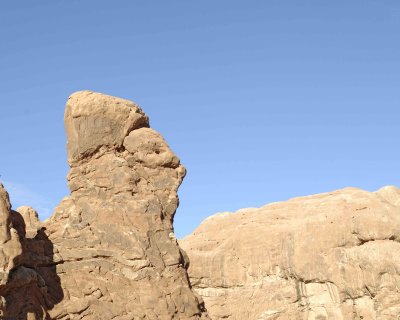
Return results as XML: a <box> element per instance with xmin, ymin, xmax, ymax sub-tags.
<box><xmin>180</xmin><ymin>187</ymin><xmax>400</xmax><ymax>320</ymax></box>
<box><xmin>0</xmin><ymin>91</ymin><xmax>208</xmax><ymax>319</ymax></box>
<box><xmin>0</xmin><ymin>187</ymin><xmax>56</xmax><ymax>319</ymax></box>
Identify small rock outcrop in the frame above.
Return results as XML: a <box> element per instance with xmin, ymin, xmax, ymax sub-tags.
<box><xmin>180</xmin><ymin>187</ymin><xmax>400</xmax><ymax>319</ymax></box>
<box><xmin>0</xmin><ymin>91</ymin><xmax>208</xmax><ymax>319</ymax></box>
<box><xmin>0</xmin><ymin>187</ymin><xmax>57</xmax><ymax>319</ymax></box>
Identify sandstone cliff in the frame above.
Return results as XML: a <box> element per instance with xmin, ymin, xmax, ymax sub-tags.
<box><xmin>180</xmin><ymin>187</ymin><xmax>400</xmax><ymax>319</ymax></box>
<box><xmin>0</xmin><ymin>91</ymin><xmax>208</xmax><ymax>319</ymax></box>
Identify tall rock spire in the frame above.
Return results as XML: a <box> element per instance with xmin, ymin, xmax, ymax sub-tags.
<box><xmin>0</xmin><ymin>91</ymin><xmax>209</xmax><ymax>319</ymax></box>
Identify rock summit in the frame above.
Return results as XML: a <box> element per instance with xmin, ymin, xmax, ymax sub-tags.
<box><xmin>0</xmin><ymin>91</ymin><xmax>209</xmax><ymax>320</ymax></box>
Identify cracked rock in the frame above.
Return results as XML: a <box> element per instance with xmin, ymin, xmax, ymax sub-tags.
<box><xmin>0</xmin><ymin>91</ymin><xmax>209</xmax><ymax>319</ymax></box>
<box><xmin>180</xmin><ymin>186</ymin><xmax>400</xmax><ymax>320</ymax></box>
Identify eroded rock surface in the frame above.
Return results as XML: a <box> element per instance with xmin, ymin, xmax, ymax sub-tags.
<box><xmin>0</xmin><ymin>91</ymin><xmax>208</xmax><ymax>319</ymax></box>
<box><xmin>180</xmin><ymin>186</ymin><xmax>400</xmax><ymax>320</ymax></box>
<box><xmin>0</xmin><ymin>185</ymin><xmax>56</xmax><ymax>319</ymax></box>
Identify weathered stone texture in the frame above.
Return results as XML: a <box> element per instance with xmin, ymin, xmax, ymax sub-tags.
<box><xmin>2</xmin><ymin>89</ymin><xmax>399</xmax><ymax>320</ymax></box>
<box><xmin>181</xmin><ymin>186</ymin><xmax>400</xmax><ymax>320</ymax></box>
<box><xmin>0</xmin><ymin>91</ymin><xmax>208</xmax><ymax>319</ymax></box>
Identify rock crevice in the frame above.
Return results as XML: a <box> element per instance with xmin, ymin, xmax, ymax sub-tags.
<box><xmin>0</xmin><ymin>91</ymin><xmax>209</xmax><ymax>320</ymax></box>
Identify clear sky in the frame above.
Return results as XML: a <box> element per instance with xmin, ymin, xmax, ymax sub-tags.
<box><xmin>0</xmin><ymin>1</ymin><xmax>399</xmax><ymax>238</ymax></box>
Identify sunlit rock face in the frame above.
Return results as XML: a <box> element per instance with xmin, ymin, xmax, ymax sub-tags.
<box><xmin>181</xmin><ymin>186</ymin><xmax>400</xmax><ymax>320</ymax></box>
<box><xmin>0</xmin><ymin>91</ymin><xmax>209</xmax><ymax>320</ymax></box>
<box><xmin>2</xmin><ymin>90</ymin><xmax>400</xmax><ymax>320</ymax></box>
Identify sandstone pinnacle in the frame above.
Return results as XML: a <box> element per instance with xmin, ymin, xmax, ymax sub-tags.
<box><xmin>0</xmin><ymin>91</ymin><xmax>209</xmax><ymax>319</ymax></box>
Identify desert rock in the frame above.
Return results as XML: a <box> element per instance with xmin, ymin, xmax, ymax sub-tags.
<box><xmin>180</xmin><ymin>186</ymin><xmax>400</xmax><ymax>319</ymax></box>
<box><xmin>0</xmin><ymin>91</ymin><xmax>208</xmax><ymax>319</ymax></box>
<box><xmin>0</xmin><ymin>184</ymin><xmax>23</xmax><ymax>287</ymax></box>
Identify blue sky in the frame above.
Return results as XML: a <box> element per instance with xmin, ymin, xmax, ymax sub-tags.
<box><xmin>0</xmin><ymin>1</ymin><xmax>399</xmax><ymax>238</ymax></box>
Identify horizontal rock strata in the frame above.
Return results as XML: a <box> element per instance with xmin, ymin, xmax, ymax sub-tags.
<box><xmin>0</xmin><ymin>91</ymin><xmax>208</xmax><ymax>320</ymax></box>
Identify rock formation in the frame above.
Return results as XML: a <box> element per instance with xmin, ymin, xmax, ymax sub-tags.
<box><xmin>2</xmin><ymin>90</ymin><xmax>400</xmax><ymax>320</ymax></box>
<box><xmin>0</xmin><ymin>91</ymin><xmax>208</xmax><ymax>319</ymax></box>
<box><xmin>180</xmin><ymin>187</ymin><xmax>400</xmax><ymax>319</ymax></box>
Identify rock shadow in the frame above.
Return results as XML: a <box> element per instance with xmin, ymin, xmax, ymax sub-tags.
<box><xmin>0</xmin><ymin>210</ymin><xmax>63</xmax><ymax>320</ymax></box>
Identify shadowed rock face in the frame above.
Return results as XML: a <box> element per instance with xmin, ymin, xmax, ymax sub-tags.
<box><xmin>0</xmin><ymin>91</ymin><xmax>208</xmax><ymax>319</ymax></box>
<box><xmin>0</xmin><ymin>190</ymin><xmax>61</xmax><ymax>319</ymax></box>
<box><xmin>181</xmin><ymin>186</ymin><xmax>400</xmax><ymax>320</ymax></box>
